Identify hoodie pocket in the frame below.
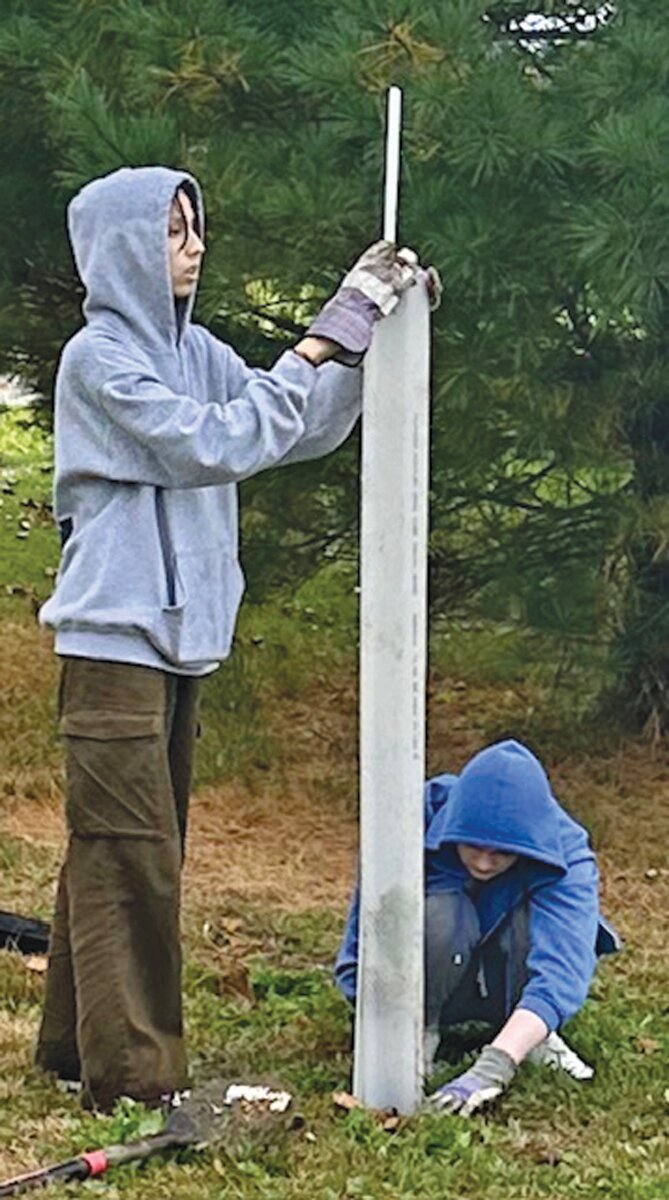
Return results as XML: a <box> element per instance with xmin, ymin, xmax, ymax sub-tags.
<box><xmin>150</xmin><ymin>545</ymin><xmax>244</xmax><ymax>667</ymax></box>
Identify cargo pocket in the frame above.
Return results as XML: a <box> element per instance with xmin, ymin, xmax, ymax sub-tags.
<box><xmin>60</xmin><ymin>709</ymin><xmax>172</xmax><ymax>841</ymax></box>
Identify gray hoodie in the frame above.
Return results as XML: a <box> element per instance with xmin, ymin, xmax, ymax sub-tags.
<box><xmin>39</xmin><ymin>166</ymin><xmax>362</xmax><ymax>674</ymax></box>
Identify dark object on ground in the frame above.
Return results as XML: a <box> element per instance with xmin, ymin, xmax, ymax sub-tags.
<box><xmin>0</xmin><ymin>911</ymin><xmax>50</xmax><ymax>955</ymax></box>
<box><xmin>0</xmin><ymin>1080</ymin><xmax>292</xmax><ymax>1196</ymax></box>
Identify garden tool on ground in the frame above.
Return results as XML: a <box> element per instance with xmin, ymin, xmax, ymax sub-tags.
<box><xmin>0</xmin><ymin>1080</ymin><xmax>292</xmax><ymax>1196</ymax></box>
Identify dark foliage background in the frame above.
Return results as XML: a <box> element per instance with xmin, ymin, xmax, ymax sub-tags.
<box><xmin>2</xmin><ymin>1</ymin><xmax>669</xmax><ymax>731</ymax></box>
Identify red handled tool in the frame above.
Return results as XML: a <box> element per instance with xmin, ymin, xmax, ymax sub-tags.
<box><xmin>0</xmin><ymin>1082</ymin><xmax>292</xmax><ymax>1195</ymax></box>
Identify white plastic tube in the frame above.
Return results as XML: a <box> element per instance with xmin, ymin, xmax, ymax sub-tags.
<box><xmin>353</xmin><ymin>276</ymin><xmax>430</xmax><ymax>1112</ymax></box>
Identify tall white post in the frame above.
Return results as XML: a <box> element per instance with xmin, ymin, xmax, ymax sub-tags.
<box><xmin>353</xmin><ymin>87</ymin><xmax>430</xmax><ymax>1115</ymax></box>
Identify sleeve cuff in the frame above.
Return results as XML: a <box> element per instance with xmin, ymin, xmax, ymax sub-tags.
<box><xmin>265</xmin><ymin>349</ymin><xmax>317</xmax><ymax>414</ymax></box>
<box><xmin>278</xmin><ymin>348</ymin><xmax>318</xmax><ymax>378</ymax></box>
<box><xmin>516</xmin><ymin>994</ymin><xmax>561</xmax><ymax>1032</ymax></box>
<box><xmin>333</xmin><ymin>963</ymin><xmax>356</xmax><ymax>1005</ymax></box>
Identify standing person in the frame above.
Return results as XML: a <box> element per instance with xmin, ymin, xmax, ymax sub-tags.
<box><xmin>36</xmin><ymin>164</ymin><xmax>427</xmax><ymax>1110</ymax></box>
<box><xmin>336</xmin><ymin>739</ymin><xmax>620</xmax><ymax>1115</ymax></box>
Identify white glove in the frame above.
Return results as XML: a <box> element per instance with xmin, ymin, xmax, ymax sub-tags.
<box><xmin>528</xmin><ymin>1031</ymin><xmax>594</xmax><ymax>1080</ymax></box>
<box><xmin>339</xmin><ymin>240</ymin><xmax>421</xmax><ymax>315</ymax></box>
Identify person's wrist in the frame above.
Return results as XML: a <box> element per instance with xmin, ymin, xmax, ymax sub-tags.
<box><xmin>293</xmin><ymin>335</ymin><xmax>338</xmax><ymax>366</ymax></box>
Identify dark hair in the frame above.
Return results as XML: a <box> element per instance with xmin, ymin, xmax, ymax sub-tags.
<box><xmin>173</xmin><ymin>180</ymin><xmax>201</xmax><ymax>248</ymax></box>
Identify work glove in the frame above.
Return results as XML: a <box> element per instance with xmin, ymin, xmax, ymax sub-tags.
<box><xmin>527</xmin><ymin>1031</ymin><xmax>594</xmax><ymax>1080</ymax></box>
<box><xmin>428</xmin><ymin>1045</ymin><xmax>517</xmax><ymax>1117</ymax></box>
<box><xmin>307</xmin><ymin>241</ymin><xmax>441</xmax><ymax>366</ymax></box>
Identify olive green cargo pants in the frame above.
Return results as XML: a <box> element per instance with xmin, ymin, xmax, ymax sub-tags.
<box><xmin>35</xmin><ymin>658</ymin><xmax>200</xmax><ymax>1110</ymax></box>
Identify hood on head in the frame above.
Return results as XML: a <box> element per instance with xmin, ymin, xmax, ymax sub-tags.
<box><xmin>426</xmin><ymin>739</ymin><xmax>567</xmax><ymax>872</ymax></box>
<box><xmin>67</xmin><ymin>165</ymin><xmax>204</xmax><ymax>347</ymax></box>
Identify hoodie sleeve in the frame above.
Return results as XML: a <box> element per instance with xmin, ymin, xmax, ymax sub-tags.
<box><xmin>218</xmin><ymin>341</ymin><xmax>362</xmax><ymax>463</ymax></box>
<box><xmin>518</xmin><ymin>854</ymin><xmax>599</xmax><ymax>1031</ymax></box>
<box><xmin>69</xmin><ymin>334</ymin><xmax>320</xmax><ymax>488</ymax></box>
<box><xmin>334</xmin><ymin>885</ymin><xmax>360</xmax><ymax>1004</ymax></box>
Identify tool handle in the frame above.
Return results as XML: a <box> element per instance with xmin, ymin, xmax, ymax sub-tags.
<box><xmin>0</xmin><ymin>1132</ymin><xmax>186</xmax><ymax>1195</ymax></box>
<box><xmin>104</xmin><ymin>1131</ymin><xmax>185</xmax><ymax>1167</ymax></box>
<box><xmin>0</xmin><ymin>1156</ymin><xmax>92</xmax><ymax>1195</ymax></box>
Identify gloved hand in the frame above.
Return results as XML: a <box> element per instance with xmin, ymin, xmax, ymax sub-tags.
<box><xmin>307</xmin><ymin>241</ymin><xmax>438</xmax><ymax>366</ymax></box>
<box><xmin>428</xmin><ymin>1045</ymin><xmax>517</xmax><ymax>1117</ymax></box>
<box><xmin>338</xmin><ymin>240</ymin><xmax>421</xmax><ymax>315</ymax></box>
<box><xmin>423</xmin><ymin>265</ymin><xmax>443</xmax><ymax>312</ymax></box>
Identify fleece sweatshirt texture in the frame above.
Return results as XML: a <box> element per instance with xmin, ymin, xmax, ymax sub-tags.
<box><xmin>39</xmin><ymin>166</ymin><xmax>362</xmax><ymax>673</ymax></box>
<box><xmin>335</xmin><ymin>740</ymin><xmax>619</xmax><ymax>1032</ymax></box>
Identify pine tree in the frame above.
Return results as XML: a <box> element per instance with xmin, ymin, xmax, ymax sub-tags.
<box><xmin>2</xmin><ymin>1</ymin><xmax>669</xmax><ymax>731</ymax></box>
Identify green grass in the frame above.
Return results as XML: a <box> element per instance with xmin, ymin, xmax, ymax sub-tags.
<box><xmin>0</xmin><ymin>406</ymin><xmax>58</xmax><ymax>619</ymax></box>
<box><xmin>430</xmin><ymin>617</ymin><xmax>620</xmax><ymax>759</ymax></box>
<box><xmin>0</xmin><ymin>906</ymin><xmax>667</xmax><ymax>1199</ymax></box>
<box><xmin>195</xmin><ymin>561</ymin><xmax>358</xmax><ymax>787</ymax></box>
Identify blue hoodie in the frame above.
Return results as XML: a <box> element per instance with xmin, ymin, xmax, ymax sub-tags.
<box><xmin>39</xmin><ymin>166</ymin><xmax>361</xmax><ymax>673</ymax></box>
<box><xmin>335</xmin><ymin>741</ymin><xmax>619</xmax><ymax>1032</ymax></box>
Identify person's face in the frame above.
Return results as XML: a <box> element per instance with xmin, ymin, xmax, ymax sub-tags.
<box><xmin>168</xmin><ymin>188</ymin><xmax>205</xmax><ymax>298</ymax></box>
<box><xmin>457</xmin><ymin>843</ymin><xmax>519</xmax><ymax>882</ymax></box>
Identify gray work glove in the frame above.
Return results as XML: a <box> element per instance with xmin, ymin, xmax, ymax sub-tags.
<box><xmin>307</xmin><ymin>241</ymin><xmax>440</xmax><ymax>366</ymax></box>
<box><xmin>338</xmin><ymin>240</ymin><xmax>421</xmax><ymax>315</ymax></box>
<box><xmin>428</xmin><ymin>1045</ymin><xmax>517</xmax><ymax>1117</ymax></box>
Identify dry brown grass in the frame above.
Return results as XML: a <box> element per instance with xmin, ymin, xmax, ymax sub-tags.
<box><xmin>2</xmin><ymin>619</ymin><xmax>668</xmax><ymax>943</ymax></box>
<box><xmin>184</xmin><ymin>785</ymin><xmax>358</xmax><ymax>912</ymax></box>
<box><xmin>0</xmin><ymin>621</ymin><xmax>62</xmax><ymax>807</ymax></box>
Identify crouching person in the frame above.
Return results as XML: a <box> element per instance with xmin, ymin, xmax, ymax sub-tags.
<box><xmin>335</xmin><ymin>739</ymin><xmax>619</xmax><ymax>1115</ymax></box>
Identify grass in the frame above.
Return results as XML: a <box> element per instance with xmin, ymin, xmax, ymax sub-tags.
<box><xmin>0</xmin><ymin>406</ymin><xmax>58</xmax><ymax>620</ymax></box>
<box><xmin>1</xmin><ymin>624</ymin><xmax>667</xmax><ymax>1200</ymax></box>
<box><xmin>0</xmin><ymin>407</ymin><xmax>668</xmax><ymax>1197</ymax></box>
<box><xmin>429</xmin><ymin>618</ymin><xmax>620</xmax><ymax>760</ymax></box>
<box><xmin>0</xmin><ymin>910</ymin><xmax>667</xmax><ymax>1199</ymax></box>
<box><xmin>196</xmin><ymin>561</ymin><xmax>358</xmax><ymax>788</ymax></box>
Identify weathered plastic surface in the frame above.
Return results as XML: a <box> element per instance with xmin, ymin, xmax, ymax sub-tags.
<box><xmin>354</xmin><ymin>282</ymin><xmax>430</xmax><ymax>1114</ymax></box>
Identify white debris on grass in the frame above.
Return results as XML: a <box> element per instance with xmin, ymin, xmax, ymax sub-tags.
<box><xmin>224</xmin><ymin>1084</ymin><xmax>292</xmax><ymax>1113</ymax></box>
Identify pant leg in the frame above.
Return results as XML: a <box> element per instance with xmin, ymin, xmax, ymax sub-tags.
<box><xmin>425</xmin><ymin>892</ymin><xmax>531</xmax><ymax>1054</ymax></box>
<box><xmin>37</xmin><ymin>658</ymin><xmax>188</xmax><ymax>1109</ymax></box>
<box><xmin>167</xmin><ymin>676</ymin><xmax>200</xmax><ymax>860</ymax></box>
<box><xmin>496</xmin><ymin>900</ymin><xmax>530</xmax><ymax>1014</ymax></box>
<box><xmin>425</xmin><ymin>891</ymin><xmax>481</xmax><ymax>1033</ymax></box>
<box><xmin>35</xmin><ymin>863</ymin><xmax>80</xmax><ymax>1081</ymax></box>
<box><xmin>36</xmin><ymin>665</ymin><xmax>79</xmax><ymax>1080</ymax></box>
